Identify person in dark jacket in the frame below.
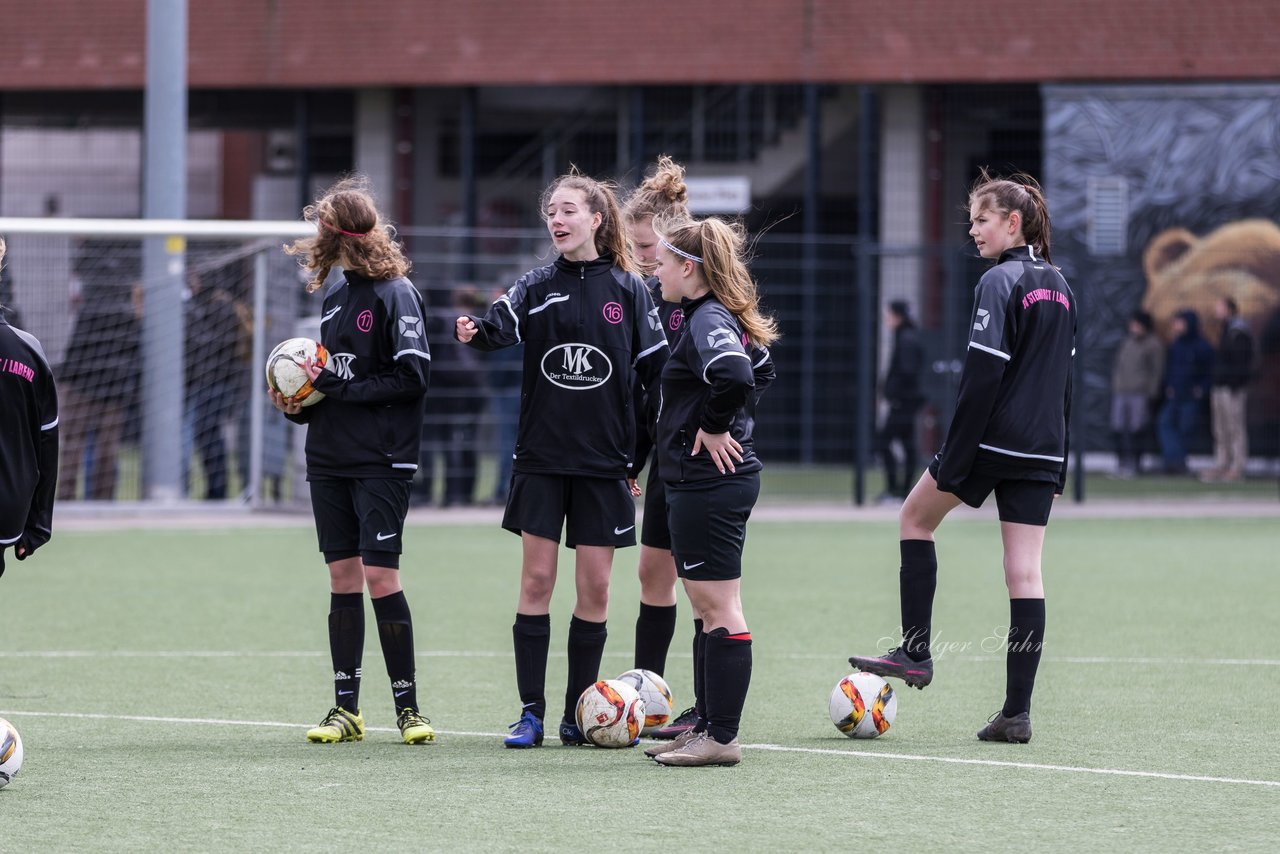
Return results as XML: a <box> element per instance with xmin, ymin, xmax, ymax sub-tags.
<box><xmin>1110</xmin><ymin>310</ymin><xmax>1164</xmax><ymax>477</ymax></box>
<box><xmin>0</xmin><ymin>236</ymin><xmax>59</xmax><ymax>577</ymax></box>
<box><xmin>1202</xmin><ymin>297</ymin><xmax>1254</xmax><ymax>482</ymax></box>
<box><xmin>56</xmin><ymin>255</ymin><xmax>140</xmax><ymax>501</ymax></box>
<box><xmin>183</xmin><ymin>271</ymin><xmax>247</xmax><ymax>500</ymax></box>
<box><xmin>456</xmin><ymin>170</ymin><xmax>669</xmax><ymax>749</ymax></box>
<box><xmin>1156</xmin><ymin>309</ymin><xmax>1214</xmax><ymax>475</ymax></box>
<box><xmin>641</xmin><ymin>216</ymin><xmax>778</xmax><ymax>768</ymax></box>
<box><xmin>271</xmin><ymin>176</ymin><xmax>435</xmax><ymax>747</ymax></box>
<box><xmin>848</xmin><ymin>170</ymin><xmax>1075</xmax><ymax>745</ymax></box>
<box><xmin>878</xmin><ymin>300</ymin><xmax>925</xmax><ymax>500</ymax></box>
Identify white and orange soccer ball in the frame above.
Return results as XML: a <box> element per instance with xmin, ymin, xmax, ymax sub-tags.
<box><xmin>828</xmin><ymin>672</ymin><xmax>897</xmax><ymax>739</ymax></box>
<box><xmin>615</xmin><ymin>668</ymin><xmax>675</xmax><ymax>735</ymax></box>
<box><xmin>0</xmin><ymin>717</ymin><xmax>23</xmax><ymax>789</ymax></box>
<box><xmin>265</xmin><ymin>336</ymin><xmax>328</xmax><ymax>407</ymax></box>
<box><xmin>575</xmin><ymin>679</ymin><xmax>646</xmax><ymax>748</ymax></box>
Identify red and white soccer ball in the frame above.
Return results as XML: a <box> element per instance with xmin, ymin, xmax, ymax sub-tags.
<box><xmin>265</xmin><ymin>336</ymin><xmax>328</xmax><ymax>407</ymax></box>
<box><xmin>828</xmin><ymin>672</ymin><xmax>897</xmax><ymax>739</ymax></box>
<box><xmin>0</xmin><ymin>717</ymin><xmax>23</xmax><ymax>789</ymax></box>
<box><xmin>615</xmin><ymin>668</ymin><xmax>675</xmax><ymax>735</ymax></box>
<box><xmin>575</xmin><ymin>679</ymin><xmax>646</xmax><ymax>748</ymax></box>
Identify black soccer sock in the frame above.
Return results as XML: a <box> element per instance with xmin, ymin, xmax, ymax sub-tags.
<box><xmin>1002</xmin><ymin>598</ymin><xmax>1046</xmax><ymax>718</ymax></box>
<box><xmin>900</xmin><ymin>539</ymin><xmax>938</xmax><ymax>662</ymax></box>
<box><xmin>692</xmin><ymin>619</ymin><xmax>708</xmax><ymax>731</ymax></box>
<box><xmin>703</xmin><ymin>627</ymin><xmax>753</xmax><ymax>745</ymax></box>
<box><xmin>328</xmin><ymin>592</ymin><xmax>365</xmax><ymax>714</ymax></box>
<box><xmin>371</xmin><ymin>591</ymin><xmax>418</xmax><ymax>714</ymax></box>
<box><xmin>564</xmin><ymin>616</ymin><xmax>608</xmax><ymax>724</ymax></box>
<box><xmin>633</xmin><ymin>603</ymin><xmax>678</xmax><ymax>676</ymax></box>
<box><xmin>513</xmin><ymin>613</ymin><xmax>551</xmax><ymax>721</ymax></box>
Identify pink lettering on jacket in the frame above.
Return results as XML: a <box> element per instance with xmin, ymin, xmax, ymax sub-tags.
<box><xmin>1021</xmin><ymin>288</ymin><xmax>1071</xmax><ymax>311</ymax></box>
<box><xmin>3</xmin><ymin>357</ymin><xmax>35</xmax><ymax>382</ymax></box>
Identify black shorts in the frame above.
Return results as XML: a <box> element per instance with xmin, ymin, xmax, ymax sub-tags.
<box><xmin>503</xmin><ymin>472</ymin><xmax>637</xmax><ymax>549</ymax></box>
<box><xmin>310</xmin><ymin>478</ymin><xmax>412</xmax><ymax>568</ymax></box>
<box><xmin>640</xmin><ymin>458</ymin><xmax>672</xmax><ymax>550</ymax></box>
<box><xmin>667</xmin><ymin>473</ymin><xmax>760</xmax><ymax>581</ymax></box>
<box><xmin>928</xmin><ymin>457</ymin><xmax>1056</xmax><ymax>526</ymax></box>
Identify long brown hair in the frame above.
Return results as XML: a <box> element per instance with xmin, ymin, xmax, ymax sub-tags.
<box><xmin>625</xmin><ymin>155</ymin><xmax>690</xmax><ymax>226</ymax></box>
<box><xmin>968</xmin><ymin>167</ymin><xmax>1054</xmax><ymax>263</ymax></box>
<box><xmin>539</xmin><ymin>168</ymin><xmax>640</xmax><ymax>276</ymax></box>
<box><xmin>662</xmin><ymin>218</ymin><xmax>779</xmax><ymax>347</ymax></box>
<box><xmin>284</xmin><ymin>175</ymin><xmax>411</xmax><ymax>293</ymax></box>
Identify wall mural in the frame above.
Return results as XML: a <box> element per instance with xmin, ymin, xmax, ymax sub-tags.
<box><xmin>1045</xmin><ymin>84</ymin><xmax>1280</xmax><ymax>455</ymax></box>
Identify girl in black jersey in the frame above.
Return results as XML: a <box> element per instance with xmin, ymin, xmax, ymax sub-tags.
<box><xmin>456</xmin><ymin>171</ymin><xmax>668</xmax><ymax>748</ymax></box>
<box><xmin>849</xmin><ymin>170</ymin><xmax>1076</xmax><ymax>744</ymax></box>
<box><xmin>271</xmin><ymin>178</ymin><xmax>436</xmax><ymax>746</ymax></box>
<box><xmin>621</xmin><ymin>156</ymin><xmax>690</xmax><ymax>701</ymax></box>
<box><xmin>642</xmin><ymin>218</ymin><xmax>779</xmax><ymax>767</ymax></box>
<box><xmin>0</xmin><ymin>237</ymin><xmax>60</xmax><ymax>578</ymax></box>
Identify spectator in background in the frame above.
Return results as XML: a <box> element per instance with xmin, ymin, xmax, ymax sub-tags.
<box><xmin>184</xmin><ymin>271</ymin><xmax>248</xmax><ymax>500</ymax></box>
<box><xmin>414</xmin><ymin>286</ymin><xmax>489</xmax><ymax>507</ymax></box>
<box><xmin>486</xmin><ymin>286</ymin><xmax>524</xmax><ymax>505</ymax></box>
<box><xmin>1156</xmin><ymin>309</ymin><xmax>1214</xmax><ymax>475</ymax></box>
<box><xmin>57</xmin><ymin>255</ymin><xmax>141</xmax><ymax>501</ymax></box>
<box><xmin>1110</xmin><ymin>310</ymin><xmax>1164</xmax><ymax>477</ymax></box>
<box><xmin>1202</xmin><ymin>297</ymin><xmax>1255</xmax><ymax>482</ymax></box>
<box><xmin>877</xmin><ymin>300</ymin><xmax>925</xmax><ymax>501</ymax></box>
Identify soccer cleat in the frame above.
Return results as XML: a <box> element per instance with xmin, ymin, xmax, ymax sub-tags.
<box><xmin>652</xmin><ymin>732</ymin><xmax>742</xmax><ymax>767</ymax></box>
<box><xmin>651</xmin><ymin>706</ymin><xmax>699</xmax><ymax>740</ymax></box>
<box><xmin>977</xmin><ymin>711</ymin><xmax>1033</xmax><ymax>743</ymax></box>
<box><xmin>558</xmin><ymin>718</ymin><xmax>588</xmax><ymax>746</ymax></box>
<box><xmin>644</xmin><ymin>727</ymin><xmax>699</xmax><ymax>758</ymax></box>
<box><xmin>503</xmin><ymin>708</ymin><xmax>544</xmax><ymax>749</ymax></box>
<box><xmin>848</xmin><ymin>646</ymin><xmax>934</xmax><ymax>689</ymax></box>
<box><xmin>396</xmin><ymin>708</ymin><xmax>436</xmax><ymax>744</ymax></box>
<box><xmin>306</xmin><ymin>707</ymin><xmax>365</xmax><ymax>743</ymax></box>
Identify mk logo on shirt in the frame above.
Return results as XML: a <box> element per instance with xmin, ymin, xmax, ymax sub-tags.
<box><xmin>540</xmin><ymin>343</ymin><xmax>613</xmax><ymax>390</ymax></box>
<box><xmin>328</xmin><ymin>352</ymin><xmax>356</xmax><ymax>380</ymax></box>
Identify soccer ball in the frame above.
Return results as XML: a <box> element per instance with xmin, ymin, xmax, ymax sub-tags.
<box><xmin>575</xmin><ymin>679</ymin><xmax>646</xmax><ymax>748</ymax></box>
<box><xmin>615</xmin><ymin>668</ymin><xmax>674</xmax><ymax>734</ymax></box>
<box><xmin>0</xmin><ymin>717</ymin><xmax>23</xmax><ymax>788</ymax></box>
<box><xmin>265</xmin><ymin>336</ymin><xmax>328</xmax><ymax>406</ymax></box>
<box><xmin>829</xmin><ymin>672</ymin><xmax>897</xmax><ymax>739</ymax></box>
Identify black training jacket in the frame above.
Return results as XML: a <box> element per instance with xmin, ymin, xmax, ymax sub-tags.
<box><xmin>0</xmin><ymin>316</ymin><xmax>59</xmax><ymax>552</ymax></box>
<box><xmin>935</xmin><ymin>245</ymin><xmax>1076</xmax><ymax>493</ymax></box>
<box><xmin>655</xmin><ymin>294</ymin><xmax>769</xmax><ymax>484</ymax></box>
<box><xmin>287</xmin><ymin>272</ymin><xmax>431</xmax><ymax>480</ymax></box>
<box><xmin>460</xmin><ymin>254</ymin><xmax>668</xmax><ymax>478</ymax></box>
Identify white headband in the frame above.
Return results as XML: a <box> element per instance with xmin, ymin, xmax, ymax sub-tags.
<box><xmin>661</xmin><ymin>238</ymin><xmax>703</xmax><ymax>264</ymax></box>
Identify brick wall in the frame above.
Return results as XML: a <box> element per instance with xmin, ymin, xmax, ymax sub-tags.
<box><xmin>2</xmin><ymin>0</ymin><xmax>1277</xmax><ymax>89</ymax></box>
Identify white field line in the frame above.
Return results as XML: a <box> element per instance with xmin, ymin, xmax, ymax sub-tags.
<box><xmin>1</xmin><ymin>708</ymin><xmax>1276</xmax><ymax>789</ymax></box>
<box><xmin>1</xmin><ymin>650</ymin><xmax>1278</xmax><ymax>667</ymax></box>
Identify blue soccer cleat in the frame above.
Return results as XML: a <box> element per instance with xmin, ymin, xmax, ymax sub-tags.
<box><xmin>558</xmin><ymin>718</ymin><xmax>588</xmax><ymax>746</ymax></box>
<box><xmin>503</xmin><ymin>707</ymin><xmax>544</xmax><ymax>749</ymax></box>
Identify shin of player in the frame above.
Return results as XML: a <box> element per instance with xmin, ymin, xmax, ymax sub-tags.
<box><xmin>645</xmin><ymin>218</ymin><xmax>778</xmax><ymax>767</ymax></box>
<box><xmin>848</xmin><ymin>169</ymin><xmax>1075</xmax><ymax>744</ymax></box>
<box><xmin>456</xmin><ymin>170</ymin><xmax>668</xmax><ymax>748</ymax></box>
<box><xmin>273</xmin><ymin>177</ymin><xmax>436</xmax><ymax>746</ymax></box>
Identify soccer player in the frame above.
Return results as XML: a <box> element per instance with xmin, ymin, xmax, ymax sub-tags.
<box><xmin>0</xmin><ymin>237</ymin><xmax>59</xmax><ymax>578</ymax></box>
<box><xmin>847</xmin><ymin>170</ymin><xmax>1076</xmax><ymax>744</ymax></box>
<box><xmin>641</xmin><ymin>217</ymin><xmax>779</xmax><ymax>767</ymax></box>
<box><xmin>455</xmin><ymin>170</ymin><xmax>669</xmax><ymax>748</ymax></box>
<box><xmin>270</xmin><ymin>177</ymin><xmax>435</xmax><ymax>745</ymax></box>
<box><xmin>623</xmin><ymin>158</ymin><xmax>776</xmax><ymax>741</ymax></box>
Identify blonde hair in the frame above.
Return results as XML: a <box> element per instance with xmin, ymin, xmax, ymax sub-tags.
<box><xmin>284</xmin><ymin>175</ymin><xmax>411</xmax><ymax>293</ymax></box>
<box><xmin>625</xmin><ymin>155</ymin><xmax>690</xmax><ymax>225</ymax></box>
<box><xmin>968</xmin><ymin>167</ymin><xmax>1054</xmax><ymax>263</ymax></box>
<box><xmin>663</xmin><ymin>218</ymin><xmax>779</xmax><ymax>347</ymax></box>
<box><xmin>539</xmin><ymin>168</ymin><xmax>640</xmax><ymax>276</ymax></box>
